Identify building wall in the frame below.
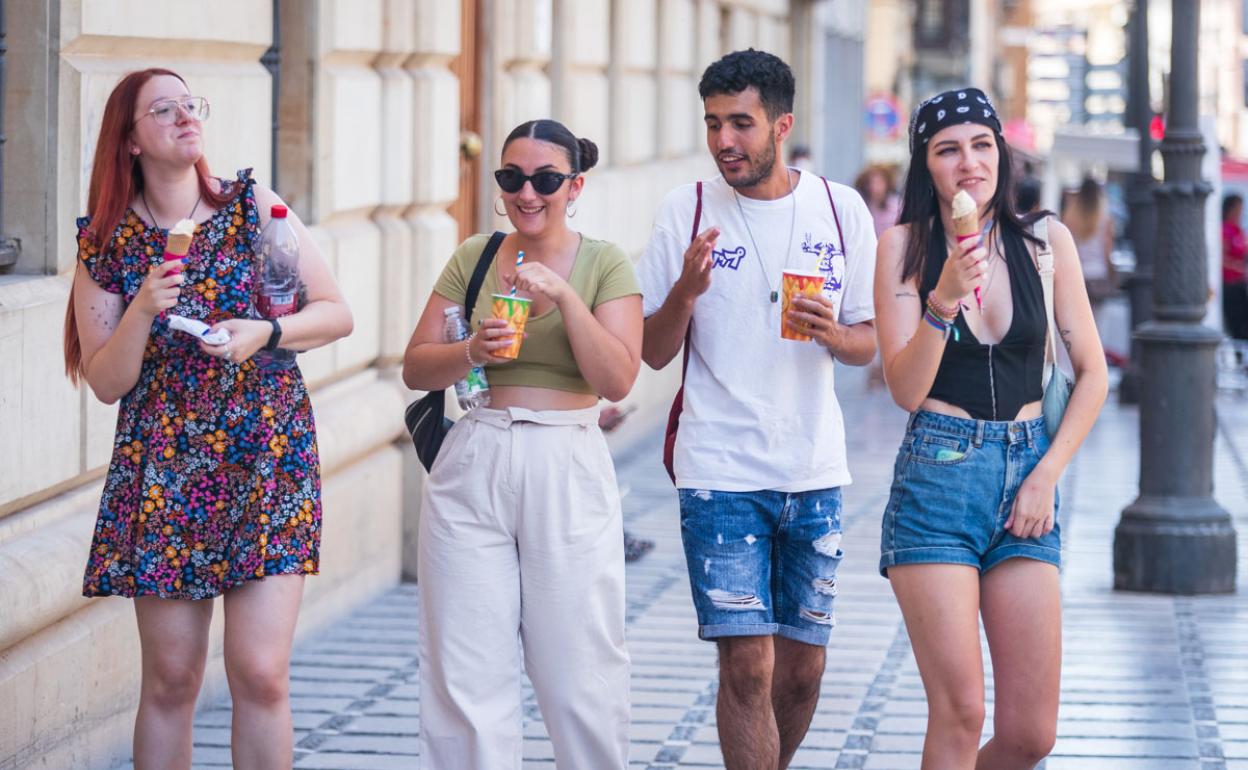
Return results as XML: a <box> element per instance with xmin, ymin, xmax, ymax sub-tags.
<box><xmin>0</xmin><ymin>1</ymin><xmax>828</xmax><ymax>768</ymax></box>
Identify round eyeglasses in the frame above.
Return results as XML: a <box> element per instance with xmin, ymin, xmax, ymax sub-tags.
<box><xmin>136</xmin><ymin>96</ymin><xmax>211</xmax><ymax>127</ymax></box>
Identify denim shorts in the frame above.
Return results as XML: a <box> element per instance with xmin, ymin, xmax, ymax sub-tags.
<box><xmin>679</xmin><ymin>487</ymin><xmax>844</xmax><ymax>647</ymax></box>
<box><xmin>879</xmin><ymin>410</ymin><xmax>1061</xmax><ymax>577</ymax></box>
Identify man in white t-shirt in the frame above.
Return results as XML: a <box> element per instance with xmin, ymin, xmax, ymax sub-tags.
<box><xmin>638</xmin><ymin>50</ymin><xmax>877</xmax><ymax>769</ymax></box>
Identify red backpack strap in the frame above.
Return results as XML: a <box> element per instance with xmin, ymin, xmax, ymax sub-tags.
<box><xmin>664</xmin><ymin>181</ymin><xmax>702</xmax><ymax>484</ymax></box>
<box><xmin>822</xmin><ymin>176</ymin><xmax>846</xmax><ymax>258</ymax></box>
<box><xmin>680</xmin><ymin>181</ymin><xmax>702</xmax><ymax>376</ymax></box>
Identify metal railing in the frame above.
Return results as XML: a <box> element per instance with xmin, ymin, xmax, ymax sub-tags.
<box><xmin>0</xmin><ymin>0</ymin><xmax>23</xmax><ymax>270</ymax></box>
<box><xmin>261</xmin><ymin>0</ymin><xmax>280</xmax><ymax>195</ymax></box>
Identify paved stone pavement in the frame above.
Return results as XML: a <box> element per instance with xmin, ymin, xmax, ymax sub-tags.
<box><xmin>119</xmin><ymin>366</ymin><xmax>1248</xmax><ymax>770</ymax></box>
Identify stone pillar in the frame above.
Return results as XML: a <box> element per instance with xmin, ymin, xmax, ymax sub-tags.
<box><xmin>609</xmin><ymin>0</ymin><xmax>658</xmax><ymax>167</ymax></box>
<box><xmin>658</xmin><ymin>0</ymin><xmax>697</xmax><ymax>160</ymax></box>
<box><xmin>1113</xmin><ymin>0</ymin><xmax>1238</xmax><ymax>595</ymax></box>
<box><xmin>553</xmin><ymin>0</ymin><xmax>610</xmax><ymax>158</ymax></box>
<box><xmin>400</xmin><ymin>0</ymin><xmax>462</xmax><ymax>579</ymax></box>
<box><xmin>491</xmin><ymin>0</ymin><xmax>552</xmax><ymax>232</ymax></box>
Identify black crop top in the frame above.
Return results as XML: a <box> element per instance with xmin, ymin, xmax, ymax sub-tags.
<box><xmin>918</xmin><ymin>219</ymin><xmax>1046</xmax><ymax>421</ymax></box>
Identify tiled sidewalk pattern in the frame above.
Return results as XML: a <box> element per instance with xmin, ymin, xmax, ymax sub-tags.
<box><xmin>122</xmin><ymin>368</ymin><xmax>1248</xmax><ymax>769</ymax></box>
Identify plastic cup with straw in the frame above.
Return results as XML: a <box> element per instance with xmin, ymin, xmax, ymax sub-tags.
<box><xmin>492</xmin><ymin>250</ymin><xmax>531</xmax><ymax>359</ymax></box>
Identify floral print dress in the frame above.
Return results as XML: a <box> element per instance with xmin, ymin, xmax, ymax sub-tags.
<box><xmin>80</xmin><ymin>169</ymin><xmax>322</xmax><ymax>600</ymax></box>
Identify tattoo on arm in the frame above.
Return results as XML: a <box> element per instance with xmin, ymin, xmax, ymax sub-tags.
<box><xmin>894</xmin><ymin>291</ymin><xmax>918</xmax><ymax>299</ymax></box>
<box><xmin>1060</xmin><ymin>328</ymin><xmax>1072</xmax><ymax>354</ymax></box>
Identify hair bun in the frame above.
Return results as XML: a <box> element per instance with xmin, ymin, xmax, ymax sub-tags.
<box><xmin>577</xmin><ymin>138</ymin><xmax>599</xmax><ymax>172</ymax></box>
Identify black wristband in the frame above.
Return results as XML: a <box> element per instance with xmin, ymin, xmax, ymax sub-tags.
<box><xmin>263</xmin><ymin>318</ymin><xmax>283</xmax><ymax>351</ymax></box>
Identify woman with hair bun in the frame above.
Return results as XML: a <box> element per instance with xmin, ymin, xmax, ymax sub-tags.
<box><xmin>402</xmin><ymin>119</ymin><xmax>641</xmax><ymax>770</ymax></box>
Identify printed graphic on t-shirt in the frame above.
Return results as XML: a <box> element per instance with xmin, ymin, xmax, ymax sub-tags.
<box><xmin>800</xmin><ymin>233</ymin><xmax>844</xmax><ymax>293</ymax></box>
<box><xmin>711</xmin><ymin>245</ymin><xmax>746</xmax><ymax>270</ymax></box>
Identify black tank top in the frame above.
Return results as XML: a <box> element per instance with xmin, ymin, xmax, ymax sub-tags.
<box><xmin>918</xmin><ymin>219</ymin><xmax>1046</xmax><ymax>421</ymax></box>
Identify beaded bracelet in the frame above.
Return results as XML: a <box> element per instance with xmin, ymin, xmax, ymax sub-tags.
<box><xmin>465</xmin><ymin>332</ymin><xmax>483</xmax><ymax>367</ymax></box>
<box><xmin>922</xmin><ymin>308</ymin><xmax>961</xmax><ymax>342</ymax></box>
<box><xmin>925</xmin><ymin>293</ymin><xmax>960</xmax><ymax>321</ymax></box>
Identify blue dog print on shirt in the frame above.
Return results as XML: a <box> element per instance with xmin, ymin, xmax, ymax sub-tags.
<box><xmin>711</xmin><ymin>245</ymin><xmax>746</xmax><ymax>270</ymax></box>
<box><xmin>801</xmin><ymin>234</ymin><xmax>843</xmax><ymax>293</ymax></box>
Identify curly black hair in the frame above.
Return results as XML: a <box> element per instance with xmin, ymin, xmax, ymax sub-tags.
<box><xmin>698</xmin><ymin>49</ymin><xmax>795</xmax><ymax>120</ymax></box>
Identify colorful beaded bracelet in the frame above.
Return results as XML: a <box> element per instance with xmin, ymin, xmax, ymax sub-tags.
<box><xmin>925</xmin><ymin>293</ymin><xmax>960</xmax><ymax>321</ymax></box>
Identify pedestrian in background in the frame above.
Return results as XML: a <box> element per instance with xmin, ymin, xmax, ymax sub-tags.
<box><xmin>1015</xmin><ymin>161</ymin><xmax>1042</xmax><ymax>215</ymax></box>
<box><xmin>874</xmin><ymin>87</ymin><xmax>1107</xmax><ymax>769</ymax></box>
<box><xmin>639</xmin><ymin>50</ymin><xmax>878</xmax><ymax>770</ymax></box>
<box><xmin>63</xmin><ymin>68</ymin><xmax>353</xmax><ymax>770</ymax></box>
<box><xmin>789</xmin><ymin>143</ymin><xmax>815</xmax><ymax>173</ymax></box>
<box><xmin>855</xmin><ymin>163</ymin><xmax>901</xmax><ymax>387</ymax></box>
<box><xmin>854</xmin><ymin>163</ymin><xmax>901</xmax><ymax>238</ymax></box>
<box><xmin>402</xmin><ymin>119</ymin><xmax>641</xmax><ymax>770</ymax></box>
<box><xmin>1222</xmin><ymin>193</ymin><xmax>1248</xmax><ymax>341</ymax></box>
<box><xmin>1061</xmin><ymin>175</ymin><xmax>1116</xmax><ymax>319</ymax></box>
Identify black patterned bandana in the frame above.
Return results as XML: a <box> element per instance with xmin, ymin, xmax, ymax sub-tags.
<box><xmin>908</xmin><ymin>88</ymin><xmax>1002</xmax><ymax>153</ymax></box>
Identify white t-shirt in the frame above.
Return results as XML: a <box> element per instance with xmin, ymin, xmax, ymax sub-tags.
<box><xmin>637</xmin><ymin>171</ymin><xmax>877</xmax><ymax>492</ymax></box>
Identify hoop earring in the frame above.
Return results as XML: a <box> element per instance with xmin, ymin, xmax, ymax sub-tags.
<box><xmin>495</xmin><ymin>197</ymin><xmax>507</xmax><ymax>217</ymax></box>
<box><xmin>566</xmin><ymin>200</ymin><xmax>577</xmax><ymax>218</ymax></box>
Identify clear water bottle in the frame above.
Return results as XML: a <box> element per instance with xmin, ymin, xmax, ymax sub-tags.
<box><xmin>444</xmin><ymin>306</ymin><xmax>491</xmax><ymax>410</ymax></box>
<box><xmin>254</xmin><ymin>204</ymin><xmax>299</xmax><ymax>371</ymax></box>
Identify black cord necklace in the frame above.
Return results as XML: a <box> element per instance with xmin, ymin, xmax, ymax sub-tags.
<box><xmin>142</xmin><ymin>189</ymin><xmax>201</xmax><ymax>230</ymax></box>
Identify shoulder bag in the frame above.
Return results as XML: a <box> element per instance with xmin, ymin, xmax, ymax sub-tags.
<box><xmin>405</xmin><ymin>231</ymin><xmax>505</xmax><ymax>472</ymax></box>
<box><xmin>1034</xmin><ymin>217</ymin><xmax>1075</xmax><ymax>437</ymax></box>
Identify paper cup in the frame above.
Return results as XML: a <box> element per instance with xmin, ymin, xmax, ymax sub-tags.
<box><xmin>491</xmin><ymin>294</ymin><xmax>532</xmax><ymax>359</ymax></box>
<box><xmin>780</xmin><ymin>270</ymin><xmax>826</xmax><ymax>341</ymax></box>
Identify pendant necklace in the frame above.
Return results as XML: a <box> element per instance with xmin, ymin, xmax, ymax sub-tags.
<box><xmin>733</xmin><ymin>169</ymin><xmax>797</xmax><ymax>303</ymax></box>
<box><xmin>142</xmin><ymin>189</ymin><xmax>201</xmax><ymax>231</ymax></box>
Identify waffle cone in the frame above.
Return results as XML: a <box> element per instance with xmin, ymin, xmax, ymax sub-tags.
<box><xmin>165</xmin><ymin>232</ymin><xmax>193</xmax><ymax>258</ymax></box>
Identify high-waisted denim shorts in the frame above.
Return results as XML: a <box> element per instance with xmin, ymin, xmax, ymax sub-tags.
<box><xmin>879</xmin><ymin>410</ymin><xmax>1061</xmax><ymax>577</ymax></box>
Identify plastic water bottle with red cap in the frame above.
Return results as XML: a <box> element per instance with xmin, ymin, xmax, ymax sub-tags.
<box><xmin>254</xmin><ymin>204</ymin><xmax>299</xmax><ymax>371</ymax></box>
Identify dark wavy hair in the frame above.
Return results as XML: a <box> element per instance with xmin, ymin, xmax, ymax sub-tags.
<box><xmin>698</xmin><ymin>49</ymin><xmax>795</xmax><ymax>120</ymax></box>
<box><xmin>897</xmin><ymin>127</ymin><xmax>1048</xmax><ymax>283</ymax></box>
<box><xmin>1224</xmin><ymin>193</ymin><xmax>1243</xmax><ymax>222</ymax></box>
<box><xmin>502</xmin><ymin>119</ymin><xmax>599</xmax><ymax>173</ymax></box>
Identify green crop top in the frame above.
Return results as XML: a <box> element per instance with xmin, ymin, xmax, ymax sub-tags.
<box><xmin>432</xmin><ymin>233</ymin><xmax>641</xmax><ymax>394</ymax></box>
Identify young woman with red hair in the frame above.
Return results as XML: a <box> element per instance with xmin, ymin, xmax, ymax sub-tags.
<box><xmin>64</xmin><ymin>68</ymin><xmax>352</xmax><ymax>769</ymax></box>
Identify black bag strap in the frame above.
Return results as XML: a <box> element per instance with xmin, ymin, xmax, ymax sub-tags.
<box><xmin>464</xmin><ymin>231</ymin><xmax>506</xmax><ymax>324</ymax></box>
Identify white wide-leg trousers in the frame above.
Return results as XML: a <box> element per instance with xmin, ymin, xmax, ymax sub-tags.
<box><xmin>417</xmin><ymin>406</ymin><xmax>630</xmax><ymax>770</ymax></box>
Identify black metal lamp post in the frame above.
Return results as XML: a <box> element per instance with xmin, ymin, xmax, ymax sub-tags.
<box><xmin>1117</xmin><ymin>0</ymin><xmax>1155</xmax><ymax>405</ymax></box>
<box><xmin>1113</xmin><ymin>0</ymin><xmax>1238</xmax><ymax>594</ymax></box>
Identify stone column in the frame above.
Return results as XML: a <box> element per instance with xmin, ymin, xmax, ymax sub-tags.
<box><xmin>400</xmin><ymin>0</ymin><xmax>462</xmax><ymax>579</ymax></box>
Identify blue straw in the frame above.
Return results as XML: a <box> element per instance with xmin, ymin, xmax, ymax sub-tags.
<box><xmin>510</xmin><ymin>251</ymin><xmax>524</xmax><ymax>296</ymax></box>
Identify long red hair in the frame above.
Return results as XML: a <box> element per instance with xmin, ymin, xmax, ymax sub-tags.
<box><xmin>63</xmin><ymin>68</ymin><xmax>232</xmax><ymax>385</ymax></box>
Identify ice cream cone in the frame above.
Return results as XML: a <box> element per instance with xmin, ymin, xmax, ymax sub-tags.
<box><xmin>951</xmin><ymin>190</ymin><xmax>979</xmax><ymax>241</ymax></box>
<box><xmin>951</xmin><ymin>190</ymin><xmax>984</xmax><ymax>309</ymax></box>
<box><xmin>164</xmin><ymin>218</ymin><xmax>196</xmax><ymax>260</ymax></box>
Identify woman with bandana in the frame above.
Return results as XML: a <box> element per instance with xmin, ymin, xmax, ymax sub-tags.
<box><xmin>873</xmin><ymin>88</ymin><xmax>1107</xmax><ymax>769</ymax></box>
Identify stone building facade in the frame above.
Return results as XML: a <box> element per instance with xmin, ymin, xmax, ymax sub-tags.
<box><xmin>0</xmin><ymin>1</ymin><xmax>859</xmax><ymax>767</ymax></box>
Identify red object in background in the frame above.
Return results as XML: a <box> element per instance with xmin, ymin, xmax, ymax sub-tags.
<box><xmin>1222</xmin><ymin>157</ymin><xmax>1248</xmax><ymax>182</ymax></box>
<box><xmin>1002</xmin><ymin>119</ymin><xmax>1036</xmax><ymax>152</ymax></box>
<box><xmin>1150</xmin><ymin>114</ymin><xmax>1166</xmax><ymax>142</ymax></box>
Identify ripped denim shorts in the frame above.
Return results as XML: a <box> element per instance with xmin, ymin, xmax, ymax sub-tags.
<box><xmin>678</xmin><ymin>487</ymin><xmax>844</xmax><ymax>647</ymax></box>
